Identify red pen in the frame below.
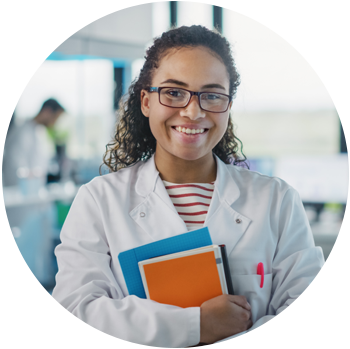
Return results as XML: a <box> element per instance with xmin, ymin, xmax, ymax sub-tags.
<box><xmin>257</xmin><ymin>262</ymin><xmax>264</xmax><ymax>288</ymax></box>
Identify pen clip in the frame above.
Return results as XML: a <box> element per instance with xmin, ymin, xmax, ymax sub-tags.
<box><xmin>257</xmin><ymin>262</ymin><xmax>264</xmax><ymax>288</ymax></box>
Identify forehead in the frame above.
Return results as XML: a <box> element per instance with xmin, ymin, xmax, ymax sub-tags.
<box><xmin>152</xmin><ymin>46</ymin><xmax>230</xmax><ymax>90</ymax></box>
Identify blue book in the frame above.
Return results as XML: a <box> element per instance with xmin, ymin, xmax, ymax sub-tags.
<box><xmin>118</xmin><ymin>227</ymin><xmax>212</xmax><ymax>298</ymax></box>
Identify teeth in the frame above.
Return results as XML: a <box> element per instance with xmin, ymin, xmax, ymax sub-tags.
<box><xmin>175</xmin><ymin>127</ymin><xmax>205</xmax><ymax>134</ymax></box>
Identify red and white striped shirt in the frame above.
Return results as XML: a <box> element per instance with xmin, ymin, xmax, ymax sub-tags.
<box><xmin>163</xmin><ymin>180</ymin><xmax>215</xmax><ymax>231</ymax></box>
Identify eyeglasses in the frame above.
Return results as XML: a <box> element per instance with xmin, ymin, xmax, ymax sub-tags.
<box><xmin>148</xmin><ymin>87</ymin><xmax>232</xmax><ymax>113</ymax></box>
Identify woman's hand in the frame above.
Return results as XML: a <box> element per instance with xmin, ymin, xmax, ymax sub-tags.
<box><xmin>199</xmin><ymin>294</ymin><xmax>252</xmax><ymax>344</ymax></box>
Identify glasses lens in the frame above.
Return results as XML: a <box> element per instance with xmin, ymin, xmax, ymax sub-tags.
<box><xmin>159</xmin><ymin>88</ymin><xmax>190</xmax><ymax>107</ymax></box>
<box><xmin>200</xmin><ymin>93</ymin><xmax>230</xmax><ymax>112</ymax></box>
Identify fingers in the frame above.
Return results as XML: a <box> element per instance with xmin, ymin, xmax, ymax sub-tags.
<box><xmin>199</xmin><ymin>294</ymin><xmax>253</xmax><ymax>342</ymax></box>
<box><xmin>227</xmin><ymin>295</ymin><xmax>251</xmax><ymax>311</ymax></box>
<box><xmin>235</xmin><ymin>305</ymin><xmax>252</xmax><ymax>332</ymax></box>
<box><xmin>229</xmin><ymin>302</ymin><xmax>252</xmax><ymax>332</ymax></box>
<box><xmin>236</xmin><ymin>304</ymin><xmax>251</xmax><ymax>321</ymax></box>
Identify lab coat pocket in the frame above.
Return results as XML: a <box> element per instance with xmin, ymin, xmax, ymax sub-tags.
<box><xmin>231</xmin><ymin>273</ymin><xmax>273</xmax><ymax>323</ymax></box>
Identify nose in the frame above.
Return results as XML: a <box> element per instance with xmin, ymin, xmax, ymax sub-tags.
<box><xmin>179</xmin><ymin>95</ymin><xmax>206</xmax><ymax>120</ymax></box>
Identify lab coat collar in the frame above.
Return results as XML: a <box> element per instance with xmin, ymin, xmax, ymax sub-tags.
<box><xmin>132</xmin><ymin>154</ymin><xmax>188</xmax><ymax>240</ymax></box>
<box><xmin>205</xmin><ymin>155</ymin><xmax>251</xmax><ymax>256</ymax></box>
<box><xmin>134</xmin><ymin>153</ymin><xmax>240</xmax><ymax>202</ymax></box>
<box><xmin>134</xmin><ymin>153</ymin><xmax>159</xmax><ymax>197</ymax></box>
<box><xmin>131</xmin><ymin>153</ymin><xmax>251</xmax><ymax>255</ymax></box>
<box><xmin>212</xmin><ymin>153</ymin><xmax>240</xmax><ymax>206</ymax></box>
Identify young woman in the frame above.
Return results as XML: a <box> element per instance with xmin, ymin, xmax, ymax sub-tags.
<box><xmin>52</xmin><ymin>25</ymin><xmax>324</xmax><ymax>347</ymax></box>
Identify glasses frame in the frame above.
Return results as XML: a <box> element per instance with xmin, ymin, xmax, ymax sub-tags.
<box><xmin>148</xmin><ymin>86</ymin><xmax>232</xmax><ymax>113</ymax></box>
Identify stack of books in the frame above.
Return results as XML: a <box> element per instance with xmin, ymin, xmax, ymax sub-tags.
<box><xmin>118</xmin><ymin>227</ymin><xmax>233</xmax><ymax>308</ymax></box>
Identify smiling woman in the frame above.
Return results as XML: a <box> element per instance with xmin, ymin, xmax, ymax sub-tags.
<box><xmin>52</xmin><ymin>25</ymin><xmax>324</xmax><ymax>347</ymax></box>
<box><xmin>102</xmin><ymin>25</ymin><xmax>244</xmax><ymax>175</ymax></box>
<box><xmin>140</xmin><ymin>46</ymin><xmax>234</xmax><ymax>181</ymax></box>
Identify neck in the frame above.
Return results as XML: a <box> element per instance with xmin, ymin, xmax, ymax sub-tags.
<box><xmin>154</xmin><ymin>148</ymin><xmax>217</xmax><ymax>184</ymax></box>
<box><xmin>33</xmin><ymin>114</ymin><xmax>45</xmax><ymax>126</ymax></box>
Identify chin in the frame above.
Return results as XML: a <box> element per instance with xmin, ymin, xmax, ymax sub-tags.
<box><xmin>172</xmin><ymin>151</ymin><xmax>206</xmax><ymax>162</ymax></box>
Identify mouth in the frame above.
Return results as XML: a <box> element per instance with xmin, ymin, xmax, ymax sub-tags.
<box><xmin>172</xmin><ymin>126</ymin><xmax>209</xmax><ymax>135</ymax></box>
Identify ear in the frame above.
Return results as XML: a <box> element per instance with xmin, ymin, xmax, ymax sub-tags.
<box><xmin>141</xmin><ymin>89</ymin><xmax>150</xmax><ymax>117</ymax></box>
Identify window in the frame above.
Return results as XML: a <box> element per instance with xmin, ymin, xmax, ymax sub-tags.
<box><xmin>223</xmin><ymin>0</ymin><xmax>340</xmax><ymax>157</ymax></box>
<box><xmin>177</xmin><ymin>0</ymin><xmax>213</xmax><ymax>29</ymax></box>
<box><xmin>14</xmin><ymin>59</ymin><xmax>115</xmax><ymax>159</ymax></box>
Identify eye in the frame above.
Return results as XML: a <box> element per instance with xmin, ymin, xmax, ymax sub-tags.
<box><xmin>164</xmin><ymin>88</ymin><xmax>186</xmax><ymax>98</ymax></box>
<box><xmin>205</xmin><ymin>93</ymin><xmax>222</xmax><ymax>100</ymax></box>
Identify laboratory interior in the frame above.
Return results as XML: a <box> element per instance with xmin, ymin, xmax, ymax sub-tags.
<box><xmin>2</xmin><ymin>2</ymin><xmax>348</xmax><ymax>294</ymax></box>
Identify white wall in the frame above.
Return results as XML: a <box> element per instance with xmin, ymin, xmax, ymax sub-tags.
<box><xmin>2</xmin><ymin>0</ymin><xmax>152</xmax><ymax>59</ymax></box>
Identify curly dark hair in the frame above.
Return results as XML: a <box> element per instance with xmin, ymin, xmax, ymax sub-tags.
<box><xmin>102</xmin><ymin>25</ymin><xmax>247</xmax><ymax>173</ymax></box>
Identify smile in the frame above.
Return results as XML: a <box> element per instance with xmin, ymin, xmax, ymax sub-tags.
<box><xmin>173</xmin><ymin>126</ymin><xmax>207</xmax><ymax>134</ymax></box>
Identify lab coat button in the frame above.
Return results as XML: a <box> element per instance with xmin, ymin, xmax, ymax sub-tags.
<box><xmin>235</xmin><ymin>218</ymin><xmax>242</xmax><ymax>224</ymax></box>
<box><xmin>140</xmin><ymin>212</ymin><xmax>146</xmax><ymax>218</ymax></box>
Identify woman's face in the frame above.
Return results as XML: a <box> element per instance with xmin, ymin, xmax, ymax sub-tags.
<box><xmin>141</xmin><ymin>46</ymin><xmax>231</xmax><ymax>162</ymax></box>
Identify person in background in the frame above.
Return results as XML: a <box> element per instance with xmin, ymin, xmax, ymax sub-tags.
<box><xmin>2</xmin><ymin>98</ymin><xmax>65</xmax><ymax>188</ymax></box>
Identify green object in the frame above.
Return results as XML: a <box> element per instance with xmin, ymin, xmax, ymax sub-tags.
<box><xmin>324</xmin><ymin>202</ymin><xmax>342</xmax><ymax>212</ymax></box>
<box><xmin>47</xmin><ymin>125</ymin><xmax>69</xmax><ymax>145</ymax></box>
<box><xmin>56</xmin><ymin>201</ymin><xmax>71</xmax><ymax>227</ymax></box>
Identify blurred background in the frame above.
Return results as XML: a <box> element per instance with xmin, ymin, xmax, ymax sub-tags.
<box><xmin>2</xmin><ymin>2</ymin><xmax>348</xmax><ymax>293</ymax></box>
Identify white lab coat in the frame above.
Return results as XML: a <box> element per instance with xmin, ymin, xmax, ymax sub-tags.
<box><xmin>52</xmin><ymin>154</ymin><xmax>324</xmax><ymax>347</ymax></box>
<box><xmin>2</xmin><ymin>119</ymin><xmax>54</xmax><ymax>187</ymax></box>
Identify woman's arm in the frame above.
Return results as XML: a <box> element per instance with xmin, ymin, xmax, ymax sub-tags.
<box><xmin>194</xmin><ymin>189</ymin><xmax>336</xmax><ymax>349</ymax></box>
<box><xmin>52</xmin><ymin>185</ymin><xmax>200</xmax><ymax>347</ymax></box>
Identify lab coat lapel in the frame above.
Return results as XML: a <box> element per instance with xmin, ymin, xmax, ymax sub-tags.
<box><xmin>129</xmin><ymin>155</ymin><xmax>188</xmax><ymax>241</ymax></box>
<box><xmin>205</xmin><ymin>156</ymin><xmax>252</xmax><ymax>256</ymax></box>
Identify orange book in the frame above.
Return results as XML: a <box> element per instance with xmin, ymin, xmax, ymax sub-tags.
<box><xmin>138</xmin><ymin>245</ymin><xmax>232</xmax><ymax>308</ymax></box>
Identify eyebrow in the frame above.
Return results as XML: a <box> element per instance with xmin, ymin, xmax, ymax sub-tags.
<box><xmin>160</xmin><ymin>79</ymin><xmax>227</xmax><ymax>91</ymax></box>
